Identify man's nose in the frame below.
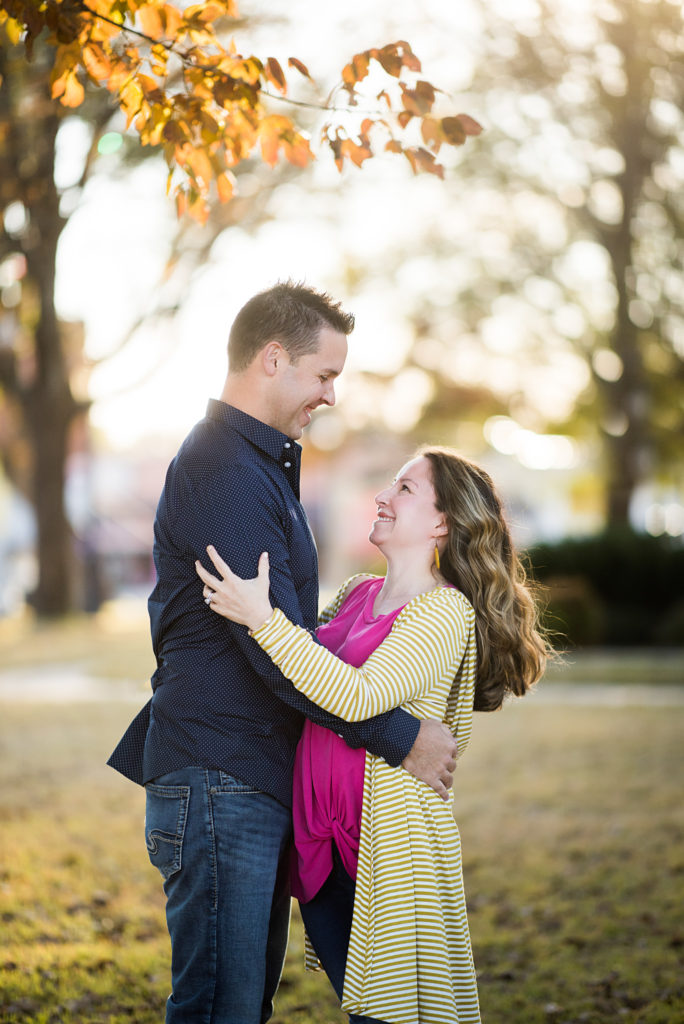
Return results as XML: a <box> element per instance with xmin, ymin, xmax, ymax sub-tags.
<box><xmin>322</xmin><ymin>380</ymin><xmax>336</xmax><ymax>406</ymax></box>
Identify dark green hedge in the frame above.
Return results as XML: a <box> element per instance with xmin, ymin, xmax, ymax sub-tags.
<box><xmin>524</xmin><ymin>529</ymin><xmax>684</xmax><ymax>647</ymax></box>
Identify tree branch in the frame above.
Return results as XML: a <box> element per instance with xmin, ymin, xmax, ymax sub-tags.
<box><xmin>73</xmin><ymin>0</ymin><xmax>404</xmax><ymax>118</ymax></box>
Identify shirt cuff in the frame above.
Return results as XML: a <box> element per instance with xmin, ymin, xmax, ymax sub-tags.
<box><xmin>251</xmin><ymin>607</ymin><xmax>421</xmax><ymax>766</ymax></box>
<box><xmin>372</xmin><ymin>707</ymin><xmax>421</xmax><ymax>767</ymax></box>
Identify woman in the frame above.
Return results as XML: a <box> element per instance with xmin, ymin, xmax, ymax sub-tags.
<box><xmin>196</xmin><ymin>446</ymin><xmax>548</xmax><ymax>1024</ymax></box>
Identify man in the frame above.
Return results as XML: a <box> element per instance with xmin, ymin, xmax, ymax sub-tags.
<box><xmin>108</xmin><ymin>282</ymin><xmax>457</xmax><ymax>1024</ymax></box>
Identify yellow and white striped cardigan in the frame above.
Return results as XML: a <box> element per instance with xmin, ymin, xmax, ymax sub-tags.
<box><xmin>251</xmin><ymin>576</ymin><xmax>481</xmax><ymax>1024</ymax></box>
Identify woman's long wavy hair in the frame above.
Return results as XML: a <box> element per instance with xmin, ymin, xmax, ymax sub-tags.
<box><xmin>420</xmin><ymin>446</ymin><xmax>549</xmax><ymax>711</ymax></box>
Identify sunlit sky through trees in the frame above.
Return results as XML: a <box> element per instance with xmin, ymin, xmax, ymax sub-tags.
<box><xmin>50</xmin><ymin>0</ymin><xmax>677</xmax><ymax>488</ymax></box>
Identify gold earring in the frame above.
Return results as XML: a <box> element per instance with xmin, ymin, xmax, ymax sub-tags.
<box><xmin>434</xmin><ymin>543</ymin><xmax>441</xmax><ymax>571</ymax></box>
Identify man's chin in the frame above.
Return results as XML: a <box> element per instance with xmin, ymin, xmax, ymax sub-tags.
<box><xmin>293</xmin><ymin>410</ymin><xmax>312</xmax><ymax>437</ymax></box>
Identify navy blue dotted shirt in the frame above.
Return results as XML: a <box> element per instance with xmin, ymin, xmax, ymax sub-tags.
<box><xmin>108</xmin><ymin>400</ymin><xmax>420</xmax><ymax>807</ymax></box>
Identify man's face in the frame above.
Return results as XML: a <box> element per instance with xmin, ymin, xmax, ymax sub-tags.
<box><xmin>269</xmin><ymin>326</ymin><xmax>348</xmax><ymax>439</ymax></box>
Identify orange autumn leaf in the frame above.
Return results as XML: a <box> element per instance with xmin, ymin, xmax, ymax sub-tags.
<box><xmin>259</xmin><ymin>123</ymin><xmax>282</xmax><ymax>166</ymax></box>
<box><xmin>439</xmin><ymin>116</ymin><xmax>466</xmax><ymax>146</ymax></box>
<box><xmin>455</xmin><ymin>113</ymin><xmax>483</xmax><ymax>136</ymax></box>
<box><xmin>282</xmin><ymin>133</ymin><xmax>313</xmax><ymax>168</ymax></box>
<box><xmin>137</xmin><ymin>73</ymin><xmax>165</xmax><ymax>103</ymax></box>
<box><xmin>216</xmin><ymin>171</ymin><xmax>234</xmax><ymax>203</ymax></box>
<box><xmin>3</xmin><ymin>16</ymin><xmax>23</xmax><ymax>45</ymax></box>
<box><xmin>160</xmin><ymin>3</ymin><xmax>183</xmax><ymax>37</ymax></box>
<box><xmin>50</xmin><ymin>41</ymin><xmax>81</xmax><ymax>97</ymax></box>
<box><xmin>400</xmin><ymin>80</ymin><xmax>436</xmax><ymax>116</ymax></box>
<box><xmin>183</xmin><ymin>4</ymin><xmax>224</xmax><ymax>25</ymax></box>
<box><xmin>120</xmin><ymin>79</ymin><xmax>144</xmax><ymax>127</ymax></box>
<box><xmin>58</xmin><ymin>70</ymin><xmax>85</xmax><ymax>107</ymax></box>
<box><xmin>420</xmin><ymin>116</ymin><xmax>442</xmax><ymax>150</ymax></box>
<box><xmin>82</xmin><ymin>42</ymin><xmax>112</xmax><ymax>82</ymax></box>
<box><xmin>288</xmin><ymin>57</ymin><xmax>312</xmax><ymax>80</ymax></box>
<box><xmin>341</xmin><ymin>138</ymin><xmax>372</xmax><ymax>168</ymax></box>
<box><xmin>342</xmin><ymin>51</ymin><xmax>370</xmax><ymax>86</ymax></box>
<box><xmin>373</xmin><ymin>45</ymin><xmax>402</xmax><ymax>78</ymax></box>
<box><xmin>186</xmin><ymin>190</ymin><xmax>210</xmax><ymax>223</ymax></box>
<box><xmin>184</xmin><ymin>146</ymin><xmax>214</xmax><ymax>187</ymax></box>
<box><xmin>394</xmin><ymin>40</ymin><xmax>421</xmax><ymax>73</ymax></box>
<box><xmin>265</xmin><ymin>57</ymin><xmax>287</xmax><ymax>93</ymax></box>
<box><xmin>106</xmin><ymin>60</ymin><xmax>136</xmax><ymax>94</ymax></box>
<box><xmin>258</xmin><ymin>114</ymin><xmax>295</xmax><ymax>166</ymax></box>
<box><xmin>328</xmin><ymin>135</ymin><xmax>344</xmax><ymax>171</ymax></box>
<box><xmin>137</xmin><ymin>3</ymin><xmax>165</xmax><ymax>40</ymax></box>
<box><xmin>404</xmin><ymin>145</ymin><xmax>444</xmax><ymax>178</ymax></box>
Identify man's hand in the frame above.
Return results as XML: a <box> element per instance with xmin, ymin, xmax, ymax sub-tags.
<box><xmin>402</xmin><ymin>718</ymin><xmax>458</xmax><ymax>801</ymax></box>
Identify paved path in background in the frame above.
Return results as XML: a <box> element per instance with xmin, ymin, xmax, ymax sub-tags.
<box><xmin>519</xmin><ymin>682</ymin><xmax>684</xmax><ymax>706</ymax></box>
<box><xmin>0</xmin><ymin>665</ymin><xmax>147</xmax><ymax>703</ymax></box>
<box><xmin>0</xmin><ymin>664</ymin><xmax>683</xmax><ymax>706</ymax></box>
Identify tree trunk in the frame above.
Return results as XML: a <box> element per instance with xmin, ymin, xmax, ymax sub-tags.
<box><xmin>29</xmin><ymin>388</ymin><xmax>73</xmax><ymax>615</ymax></box>
<box><xmin>600</xmin><ymin>40</ymin><xmax>651</xmax><ymax>530</ymax></box>
<box><xmin>23</xmin><ymin>103</ymin><xmax>76</xmax><ymax>615</ymax></box>
<box><xmin>603</xmin><ymin>424</ymin><xmax>643</xmax><ymax>527</ymax></box>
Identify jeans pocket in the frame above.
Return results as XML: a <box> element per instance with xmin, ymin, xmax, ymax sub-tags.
<box><xmin>145</xmin><ymin>783</ymin><xmax>190</xmax><ymax>880</ymax></box>
<box><xmin>214</xmin><ymin>771</ymin><xmax>261</xmax><ymax>794</ymax></box>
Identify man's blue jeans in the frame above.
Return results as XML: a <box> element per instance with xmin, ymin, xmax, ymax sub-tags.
<box><xmin>145</xmin><ymin>767</ymin><xmax>293</xmax><ymax>1024</ymax></box>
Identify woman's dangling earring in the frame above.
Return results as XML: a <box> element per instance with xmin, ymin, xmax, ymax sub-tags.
<box><xmin>434</xmin><ymin>543</ymin><xmax>441</xmax><ymax>571</ymax></box>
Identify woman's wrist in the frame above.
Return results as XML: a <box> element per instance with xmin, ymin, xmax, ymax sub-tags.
<box><xmin>248</xmin><ymin>604</ymin><xmax>274</xmax><ymax>634</ymax></box>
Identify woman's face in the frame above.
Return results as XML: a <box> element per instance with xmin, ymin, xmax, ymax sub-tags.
<box><xmin>369</xmin><ymin>456</ymin><xmax>446</xmax><ymax>555</ymax></box>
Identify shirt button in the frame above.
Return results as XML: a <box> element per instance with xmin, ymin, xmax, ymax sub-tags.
<box><xmin>284</xmin><ymin>442</ymin><xmax>291</xmax><ymax>449</ymax></box>
<box><xmin>284</xmin><ymin>461</ymin><xmax>292</xmax><ymax>468</ymax></box>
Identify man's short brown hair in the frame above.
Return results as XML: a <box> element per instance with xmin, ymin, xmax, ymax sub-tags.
<box><xmin>228</xmin><ymin>281</ymin><xmax>355</xmax><ymax>372</ymax></box>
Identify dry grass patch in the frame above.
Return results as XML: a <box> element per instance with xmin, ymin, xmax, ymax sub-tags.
<box><xmin>1</xmin><ymin>647</ymin><xmax>683</xmax><ymax>1022</ymax></box>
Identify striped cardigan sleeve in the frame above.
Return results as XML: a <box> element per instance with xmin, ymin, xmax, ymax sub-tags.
<box><xmin>250</xmin><ymin>588</ymin><xmax>473</xmax><ymax>722</ymax></box>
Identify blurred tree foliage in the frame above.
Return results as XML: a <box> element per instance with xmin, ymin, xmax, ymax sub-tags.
<box><xmin>350</xmin><ymin>0</ymin><xmax>684</xmax><ymax>527</ymax></box>
<box><xmin>470</xmin><ymin>0</ymin><xmax>684</xmax><ymax>525</ymax></box>
<box><xmin>0</xmin><ymin>33</ymin><xmax>294</xmax><ymax>617</ymax></box>
<box><xmin>0</xmin><ymin>0</ymin><xmax>481</xmax><ymax>221</ymax></box>
<box><xmin>0</xmin><ymin>27</ymin><xmax>247</xmax><ymax>616</ymax></box>
<box><xmin>0</xmin><ymin>1</ymin><xmax>481</xmax><ymax>618</ymax></box>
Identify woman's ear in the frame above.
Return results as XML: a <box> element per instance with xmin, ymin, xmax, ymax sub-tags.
<box><xmin>434</xmin><ymin>516</ymin><xmax>448</xmax><ymax>538</ymax></box>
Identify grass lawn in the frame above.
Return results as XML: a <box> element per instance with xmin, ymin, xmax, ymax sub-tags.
<box><xmin>1</xmin><ymin>610</ymin><xmax>683</xmax><ymax>1023</ymax></box>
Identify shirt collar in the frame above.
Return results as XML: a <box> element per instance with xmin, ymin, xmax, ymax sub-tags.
<box><xmin>206</xmin><ymin>400</ymin><xmax>302</xmax><ymax>490</ymax></box>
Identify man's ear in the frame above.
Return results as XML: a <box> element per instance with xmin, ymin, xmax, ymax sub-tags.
<box><xmin>261</xmin><ymin>341</ymin><xmax>284</xmax><ymax>377</ymax></box>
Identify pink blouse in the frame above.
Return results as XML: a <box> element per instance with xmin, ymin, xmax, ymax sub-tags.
<box><xmin>290</xmin><ymin>577</ymin><xmax>407</xmax><ymax>903</ymax></box>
